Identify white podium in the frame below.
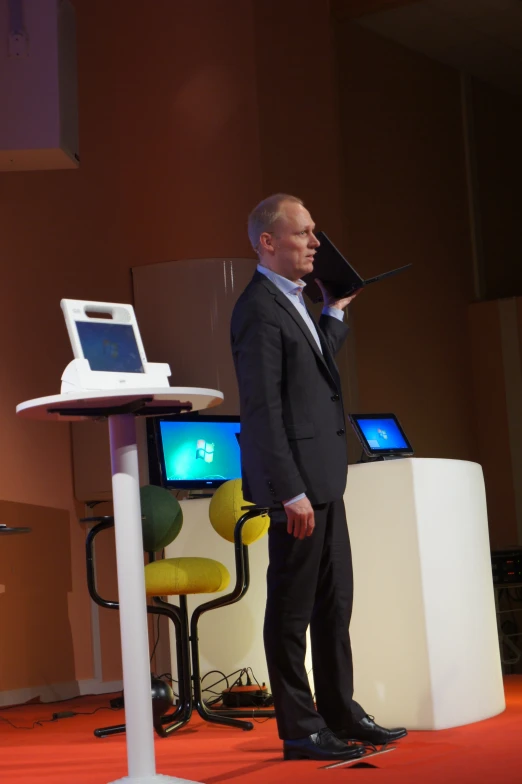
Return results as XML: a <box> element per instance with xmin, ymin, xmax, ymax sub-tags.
<box><xmin>17</xmin><ymin>388</ymin><xmax>223</xmax><ymax>784</ymax></box>
<box><xmin>345</xmin><ymin>458</ymin><xmax>505</xmax><ymax>730</ymax></box>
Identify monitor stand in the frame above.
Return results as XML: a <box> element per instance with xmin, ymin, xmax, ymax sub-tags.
<box><xmin>356</xmin><ymin>452</ymin><xmax>409</xmax><ymax>464</ymax></box>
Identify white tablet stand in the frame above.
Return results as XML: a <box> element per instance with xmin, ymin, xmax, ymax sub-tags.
<box><xmin>60</xmin><ymin>299</ymin><xmax>171</xmax><ymax>394</ymax></box>
<box><xmin>61</xmin><ymin>359</ymin><xmax>170</xmax><ymax>395</ymax></box>
<box><xmin>60</xmin><ymin>357</ymin><xmax>172</xmax><ymax>394</ymax></box>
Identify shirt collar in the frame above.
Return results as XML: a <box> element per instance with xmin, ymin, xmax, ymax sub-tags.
<box><xmin>257</xmin><ymin>264</ymin><xmax>306</xmax><ymax>297</ymax></box>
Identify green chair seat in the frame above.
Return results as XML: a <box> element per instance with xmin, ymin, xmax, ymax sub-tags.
<box><xmin>145</xmin><ymin>557</ymin><xmax>230</xmax><ymax>596</ymax></box>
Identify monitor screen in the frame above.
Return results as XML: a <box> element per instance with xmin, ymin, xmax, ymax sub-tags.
<box><xmin>348</xmin><ymin>414</ymin><xmax>413</xmax><ymax>458</ymax></box>
<box><xmin>76</xmin><ymin>321</ymin><xmax>144</xmax><ymax>373</ymax></box>
<box><xmin>150</xmin><ymin>415</ymin><xmax>241</xmax><ymax>489</ymax></box>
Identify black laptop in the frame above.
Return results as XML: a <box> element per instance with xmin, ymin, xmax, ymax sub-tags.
<box><xmin>302</xmin><ymin>231</ymin><xmax>412</xmax><ymax>303</ymax></box>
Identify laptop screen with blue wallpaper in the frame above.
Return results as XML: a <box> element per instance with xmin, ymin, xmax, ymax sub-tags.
<box><xmin>348</xmin><ymin>414</ymin><xmax>413</xmax><ymax>458</ymax></box>
<box><xmin>155</xmin><ymin>415</ymin><xmax>241</xmax><ymax>489</ymax></box>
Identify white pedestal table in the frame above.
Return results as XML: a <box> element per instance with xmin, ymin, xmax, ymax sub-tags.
<box><xmin>17</xmin><ymin>387</ymin><xmax>223</xmax><ymax>784</ymax></box>
<box><xmin>345</xmin><ymin>458</ymin><xmax>505</xmax><ymax>730</ymax></box>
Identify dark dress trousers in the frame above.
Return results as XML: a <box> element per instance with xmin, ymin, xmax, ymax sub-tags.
<box><xmin>230</xmin><ymin>271</ymin><xmax>364</xmax><ymax>739</ymax></box>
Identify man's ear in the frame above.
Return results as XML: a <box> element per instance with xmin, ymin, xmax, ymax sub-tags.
<box><xmin>259</xmin><ymin>231</ymin><xmax>275</xmax><ymax>255</ymax></box>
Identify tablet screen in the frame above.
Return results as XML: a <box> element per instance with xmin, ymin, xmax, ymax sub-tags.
<box><xmin>76</xmin><ymin>321</ymin><xmax>144</xmax><ymax>373</ymax></box>
<box><xmin>349</xmin><ymin>414</ymin><xmax>413</xmax><ymax>457</ymax></box>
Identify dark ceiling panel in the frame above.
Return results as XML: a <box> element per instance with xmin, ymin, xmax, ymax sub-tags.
<box><xmin>331</xmin><ymin>0</ymin><xmax>423</xmax><ymax>21</ymax></box>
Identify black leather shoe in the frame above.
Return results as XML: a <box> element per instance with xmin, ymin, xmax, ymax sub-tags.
<box><xmin>283</xmin><ymin>727</ymin><xmax>366</xmax><ymax>761</ymax></box>
<box><xmin>336</xmin><ymin>715</ymin><xmax>407</xmax><ymax>745</ymax></box>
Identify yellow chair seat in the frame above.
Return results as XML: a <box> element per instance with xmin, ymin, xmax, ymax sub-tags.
<box><xmin>145</xmin><ymin>557</ymin><xmax>230</xmax><ymax>596</ymax></box>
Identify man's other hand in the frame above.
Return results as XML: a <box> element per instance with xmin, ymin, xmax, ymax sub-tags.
<box><xmin>316</xmin><ymin>278</ymin><xmax>361</xmax><ymax>310</ymax></box>
<box><xmin>284</xmin><ymin>496</ymin><xmax>315</xmax><ymax>539</ymax></box>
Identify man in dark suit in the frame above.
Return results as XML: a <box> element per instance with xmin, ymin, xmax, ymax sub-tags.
<box><xmin>231</xmin><ymin>194</ymin><xmax>407</xmax><ymax>761</ymax></box>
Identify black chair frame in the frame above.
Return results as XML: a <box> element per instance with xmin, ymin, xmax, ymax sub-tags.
<box><xmin>83</xmin><ymin>507</ymin><xmax>274</xmax><ymax>738</ymax></box>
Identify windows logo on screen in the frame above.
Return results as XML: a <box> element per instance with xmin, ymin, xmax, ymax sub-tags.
<box><xmin>196</xmin><ymin>439</ymin><xmax>215</xmax><ymax>464</ymax></box>
<box><xmin>102</xmin><ymin>338</ymin><xmax>120</xmax><ymax>360</ymax></box>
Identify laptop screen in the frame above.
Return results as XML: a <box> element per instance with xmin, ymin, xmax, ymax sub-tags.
<box><xmin>348</xmin><ymin>414</ymin><xmax>413</xmax><ymax>458</ymax></box>
<box><xmin>302</xmin><ymin>232</ymin><xmax>363</xmax><ymax>303</ymax></box>
<box><xmin>76</xmin><ymin>321</ymin><xmax>144</xmax><ymax>373</ymax></box>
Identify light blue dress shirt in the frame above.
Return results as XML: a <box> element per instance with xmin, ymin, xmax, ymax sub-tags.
<box><xmin>256</xmin><ymin>264</ymin><xmax>344</xmax><ymax>506</ymax></box>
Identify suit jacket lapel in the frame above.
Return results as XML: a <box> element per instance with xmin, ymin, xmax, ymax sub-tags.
<box><xmin>255</xmin><ymin>272</ymin><xmax>338</xmax><ymax>387</ymax></box>
<box><xmin>314</xmin><ymin>319</ymin><xmax>342</xmax><ymax>390</ymax></box>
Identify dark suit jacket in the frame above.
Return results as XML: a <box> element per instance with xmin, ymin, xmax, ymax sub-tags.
<box><xmin>230</xmin><ymin>270</ymin><xmax>350</xmax><ymax>508</ymax></box>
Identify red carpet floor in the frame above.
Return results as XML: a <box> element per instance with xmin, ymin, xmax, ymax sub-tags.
<box><xmin>2</xmin><ymin>676</ymin><xmax>522</xmax><ymax>784</ymax></box>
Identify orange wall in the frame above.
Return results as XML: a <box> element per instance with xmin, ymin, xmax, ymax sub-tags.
<box><xmin>0</xmin><ymin>0</ymin><xmax>517</xmax><ymax>694</ymax></box>
<box><xmin>0</xmin><ymin>503</ymin><xmax>75</xmax><ymax>693</ymax></box>
<box><xmin>472</xmin><ymin>82</ymin><xmax>522</xmax><ymax>300</ymax></box>
<box><xmin>0</xmin><ymin>0</ymin><xmax>266</xmax><ymax>693</ymax></box>
<box><xmin>335</xmin><ymin>23</ymin><xmax>478</xmax><ymax>461</ymax></box>
<box><xmin>253</xmin><ymin>0</ymin><xmax>346</xmax><ymax>242</ymax></box>
<box><xmin>468</xmin><ymin>301</ymin><xmax>518</xmax><ymax>548</ymax></box>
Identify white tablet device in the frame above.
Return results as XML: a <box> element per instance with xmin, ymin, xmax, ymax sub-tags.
<box><xmin>61</xmin><ymin>299</ymin><xmax>147</xmax><ymax>374</ymax></box>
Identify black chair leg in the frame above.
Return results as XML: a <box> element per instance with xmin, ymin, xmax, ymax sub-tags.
<box><xmin>93</xmin><ymin>600</ymin><xmax>191</xmax><ymax>738</ymax></box>
<box><xmin>94</xmin><ymin>722</ymin><xmax>126</xmax><ymax>738</ymax></box>
<box><xmin>151</xmin><ymin>595</ymin><xmax>194</xmax><ymax>735</ymax></box>
<box><xmin>190</xmin><ymin>606</ymin><xmax>254</xmax><ymax>731</ymax></box>
<box><xmin>188</xmin><ymin>507</ymin><xmax>276</xmax><ymax>729</ymax></box>
<box><xmin>155</xmin><ymin>622</ymin><xmax>193</xmax><ymax>736</ymax></box>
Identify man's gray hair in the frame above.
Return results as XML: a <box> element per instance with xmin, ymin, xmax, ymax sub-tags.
<box><xmin>247</xmin><ymin>193</ymin><xmax>304</xmax><ymax>253</ymax></box>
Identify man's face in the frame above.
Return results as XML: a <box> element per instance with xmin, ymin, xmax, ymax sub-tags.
<box><xmin>261</xmin><ymin>201</ymin><xmax>320</xmax><ymax>282</ymax></box>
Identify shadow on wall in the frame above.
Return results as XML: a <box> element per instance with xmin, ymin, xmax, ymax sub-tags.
<box><xmin>0</xmin><ymin>501</ymin><xmax>75</xmax><ymax>700</ymax></box>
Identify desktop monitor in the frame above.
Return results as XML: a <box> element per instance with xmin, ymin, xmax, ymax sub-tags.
<box><xmin>148</xmin><ymin>414</ymin><xmax>241</xmax><ymax>490</ymax></box>
<box><xmin>348</xmin><ymin>413</ymin><xmax>414</xmax><ymax>459</ymax></box>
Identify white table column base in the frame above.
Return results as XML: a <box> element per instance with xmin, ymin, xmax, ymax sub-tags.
<box><xmin>109</xmin><ymin>775</ymin><xmax>203</xmax><ymax>784</ymax></box>
<box><xmin>108</xmin><ymin>416</ymin><xmax>205</xmax><ymax>784</ymax></box>
<box><xmin>109</xmin><ymin>414</ymin><xmax>158</xmax><ymax>778</ymax></box>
